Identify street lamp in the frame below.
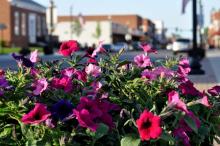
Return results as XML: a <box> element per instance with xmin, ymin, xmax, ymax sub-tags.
<box><xmin>189</xmin><ymin>0</ymin><xmax>205</xmax><ymax>74</ymax></box>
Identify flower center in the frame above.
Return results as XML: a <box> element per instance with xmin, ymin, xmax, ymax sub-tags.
<box><xmin>34</xmin><ymin>113</ymin><xmax>41</xmax><ymax>120</ymax></box>
<box><xmin>142</xmin><ymin>120</ymin><xmax>152</xmax><ymax>129</ymax></box>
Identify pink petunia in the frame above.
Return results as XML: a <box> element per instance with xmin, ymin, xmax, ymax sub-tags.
<box><xmin>140</xmin><ymin>44</ymin><xmax>157</xmax><ymax>54</ymax></box>
<box><xmin>197</xmin><ymin>91</ymin><xmax>211</xmax><ymax>107</ymax></box>
<box><xmin>30</xmin><ymin>50</ymin><xmax>38</xmax><ymax>63</ymax></box>
<box><xmin>85</xmin><ymin>64</ymin><xmax>101</xmax><ymax>77</ymax></box>
<box><xmin>134</xmin><ymin>54</ymin><xmax>152</xmax><ymax>68</ymax></box>
<box><xmin>91</xmin><ymin>81</ymin><xmax>102</xmax><ymax>92</ymax></box>
<box><xmin>21</xmin><ymin>103</ymin><xmax>51</xmax><ymax>124</ymax></box>
<box><xmin>91</xmin><ymin>41</ymin><xmax>105</xmax><ymax>57</ymax></box>
<box><xmin>168</xmin><ymin>91</ymin><xmax>188</xmax><ymax>113</ymax></box>
<box><xmin>33</xmin><ymin>78</ymin><xmax>48</xmax><ymax>95</ymax></box>
<box><xmin>61</xmin><ymin>67</ymin><xmax>76</xmax><ymax>78</ymax></box>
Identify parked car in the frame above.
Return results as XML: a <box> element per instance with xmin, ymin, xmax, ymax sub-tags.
<box><xmin>102</xmin><ymin>44</ymin><xmax>114</xmax><ymax>52</ymax></box>
<box><xmin>172</xmin><ymin>38</ymin><xmax>192</xmax><ymax>54</ymax></box>
<box><xmin>112</xmin><ymin>42</ymin><xmax>129</xmax><ymax>52</ymax></box>
<box><xmin>131</xmin><ymin>41</ymin><xmax>141</xmax><ymax>51</ymax></box>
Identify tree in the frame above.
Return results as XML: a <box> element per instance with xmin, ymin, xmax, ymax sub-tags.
<box><xmin>72</xmin><ymin>19</ymin><xmax>83</xmax><ymax>37</ymax></box>
<box><xmin>93</xmin><ymin>22</ymin><xmax>102</xmax><ymax>39</ymax></box>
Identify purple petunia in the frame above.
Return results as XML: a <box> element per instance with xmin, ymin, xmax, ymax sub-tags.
<box><xmin>12</xmin><ymin>53</ymin><xmax>34</xmax><ymax>68</ymax></box>
<box><xmin>50</xmin><ymin>99</ymin><xmax>74</xmax><ymax>121</ymax></box>
<box><xmin>207</xmin><ymin>85</ymin><xmax>220</xmax><ymax>96</ymax></box>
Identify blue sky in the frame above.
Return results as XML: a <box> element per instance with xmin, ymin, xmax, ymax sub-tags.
<box><xmin>36</xmin><ymin>0</ymin><xmax>220</xmax><ymax>38</ymax></box>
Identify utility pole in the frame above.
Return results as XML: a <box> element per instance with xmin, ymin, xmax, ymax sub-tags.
<box><xmin>189</xmin><ymin>0</ymin><xmax>205</xmax><ymax>74</ymax></box>
<box><xmin>70</xmin><ymin>5</ymin><xmax>73</xmax><ymax>40</ymax></box>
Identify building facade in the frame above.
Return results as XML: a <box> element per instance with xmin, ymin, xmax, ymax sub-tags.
<box><xmin>55</xmin><ymin>14</ymin><xmax>155</xmax><ymax>45</ymax></box>
<box><xmin>0</xmin><ymin>0</ymin><xmax>47</xmax><ymax>47</ymax></box>
<box><xmin>208</xmin><ymin>10</ymin><xmax>220</xmax><ymax>48</ymax></box>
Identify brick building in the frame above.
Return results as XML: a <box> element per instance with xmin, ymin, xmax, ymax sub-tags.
<box><xmin>208</xmin><ymin>10</ymin><xmax>220</xmax><ymax>48</ymax></box>
<box><xmin>0</xmin><ymin>0</ymin><xmax>47</xmax><ymax>47</ymax></box>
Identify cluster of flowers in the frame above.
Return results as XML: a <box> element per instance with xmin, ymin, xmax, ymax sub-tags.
<box><xmin>0</xmin><ymin>40</ymin><xmax>219</xmax><ymax>146</ymax></box>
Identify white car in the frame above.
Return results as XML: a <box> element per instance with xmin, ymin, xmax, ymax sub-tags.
<box><xmin>172</xmin><ymin>38</ymin><xmax>192</xmax><ymax>53</ymax></box>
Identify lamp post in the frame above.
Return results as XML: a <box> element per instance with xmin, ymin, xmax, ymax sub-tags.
<box><xmin>189</xmin><ymin>0</ymin><xmax>205</xmax><ymax>74</ymax></box>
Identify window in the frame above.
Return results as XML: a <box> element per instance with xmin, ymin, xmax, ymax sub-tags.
<box><xmin>21</xmin><ymin>13</ymin><xmax>26</xmax><ymax>36</ymax></box>
<box><xmin>37</xmin><ymin>15</ymin><xmax>41</xmax><ymax>36</ymax></box>
<box><xmin>14</xmin><ymin>11</ymin><xmax>20</xmax><ymax>36</ymax></box>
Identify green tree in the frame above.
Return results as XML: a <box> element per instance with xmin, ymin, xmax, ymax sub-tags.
<box><xmin>93</xmin><ymin>22</ymin><xmax>102</xmax><ymax>39</ymax></box>
<box><xmin>72</xmin><ymin>19</ymin><xmax>83</xmax><ymax>37</ymax></box>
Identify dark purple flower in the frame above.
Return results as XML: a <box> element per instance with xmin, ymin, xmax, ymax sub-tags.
<box><xmin>207</xmin><ymin>85</ymin><xmax>220</xmax><ymax>96</ymax></box>
<box><xmin>179</xmin><ymin>80</ymin><xmax>200</xmax><ymax>96</ymax></box>
<box><xmin>0</xmin><ymin>77</ymin><xmax>9</xmax><ymax>88</ymax></box>
<box><xmin>173</xmin><ymin>128</ymin><xmax>190</xmax><ymax>146</ymax></box>
<box><xmin>50</xmin><ymin>100</ymin><xmax>74</xmax><ymax>121</ymax></box>
<box><xmin>12</xmin><ymin>53</ymin><xmax>34</xmax><ymax>68</ymax></box>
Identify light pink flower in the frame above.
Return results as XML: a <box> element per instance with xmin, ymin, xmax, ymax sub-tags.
<box><xmin>85</xmin><ymin>64</ymin><xmax>101</xmax><ymax>77</ymax></box>
<box><xmin>33</xmin><ymin>78</ymin><xmax>48</xmax><ymax>95</ymax></box>
<box><xmin>92</xmin><ymin>41</ymin><xmax>105</xmax><ymax>57</ymax></box>
<box><xmin>140</xmin><ymin>44</ymin><xmax>157</xmax><ymax>54</ymax></box>
<box><xmin>30</xmin><ymin>50</ymin><xmax>38</xmax><ymax>63</ymax></box>
<box><xmin>197</xmin><ymin>91</ymin><xmax>211</xmax><ymax>107</ymax></box>
<box><xmin>61</xmin><ymin>67</ymin><xmax>76</xmax><ymax>78</ymax></box>
<box><xmin>168</xmin><ymin>91</ymin><xmax>188</xmax><ymax>113</ymax></box>
<box><xmin>91</xmin><ymin>81</ymin><xmax>102</xmax><ymax>92</ymax></box>
<box><xmin>134</xmin><ymin>54</ymin><xmax>151</xmax><ymax>68</ymax></box>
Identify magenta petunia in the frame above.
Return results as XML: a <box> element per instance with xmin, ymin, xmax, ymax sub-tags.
<box><xmin>59</xmin><ymin>40</ymin><xmax>79</xmax><ymax>56</ymax></box>
<box><xmin>32</xmin><ymin>78</ymin><xmax>48</xmax><ymax>95</ymax></box>
<box><xmin>73</xmin><ymin>97</ymin><xmax>117</xmax><ymax>131</ymax></box>
<box><xmin>139</xmin><ymin>43</ymin><xmax>157</xmax><ymax>54</ymax></box>
<box><xmin>61</xmin><ymin>67</ymin><xmax>76</xmax><ymax>78</ymax></box>
<box><xmin>136</xmin><ymin>110</ymin><xmax>162</xmax><ymax>141</ymax></box>
<box><xmin>134</xmin><ymin>54</ymin><xmax>152</xmax><ymax>68</ymax></box>
<box><xmin>85</xmin><ymin>64</ymin><xmax>101</xmax><ymax>77</ymax></box>
<box><xmin>207</xmin><ymin>85</ymin><xmax>220</xmax><ymax>96</ymax></box>
<box><xmin>91</xmin><ymin>81</ymin><xmax>102</xmax><ymax>92</ymax></box>
<box><xmin>21</xmin><ymin>103</ymin><xmax>51</xmax><ymax>125</ymax></box>
<box><xmin>168</xmin><ymin>91</ymin><xmax>188</xmax><ymax>113</ymax></box>
<box><xmin>74</xmin><ymin>70</ymin><xmax>87</xmax><ymax>82</ymax></box>
<box><xmin>51</xmin><ymin>76</ymin><xmax>73</xmax><ymax>93</ymax></box>
<box><xmin>179</xmin><ymin>80</ymin><xmax>199</xmax><ymax>96</ymax></box>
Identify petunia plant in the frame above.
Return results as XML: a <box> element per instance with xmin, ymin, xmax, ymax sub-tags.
<box><xmin>0</xmin><ymin>40</ymin><xmax>219</xmax><ymax>146</ymax></box>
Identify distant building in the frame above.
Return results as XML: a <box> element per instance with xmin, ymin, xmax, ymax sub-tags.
<box><xmin>208</xmin><ymin>10</ymin><xmax>220</xmax><ymax>48</ymax></box>
<box><xmin>153</xmin><ymin>20</ymin><xmax>166</xmax><ymax>45</ymax></box>
<box><xmin>0</xmin><ymin>0</ymin><xmax>47</xmax><ymax>47</ymax></box>
<box><xmin>55</xmin><ymin>14</ymin><xmax>155</xmax><ymax>45</ymax></box>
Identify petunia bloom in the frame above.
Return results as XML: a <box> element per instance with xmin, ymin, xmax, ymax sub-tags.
<box><xmin>30</xmin><ymin>49</ymin><xmax>38</xmax><ymax>63</ymax></box>
<box><xmin>173</xmin><ymin>128</ymin><xmax>190</xmax><ymax>146</ymax></box>
<box><xmin>179</xmin><ymin>80</ymin><xmax>199</xmax><ymax>96</ymax></box>
<box><xmin>59</xmin><ymin>40</ymin><xmax>79</xmax><ymax>56</ymax></box>
<box><xmin>136</xmin><ymin>110</ymin><xmax>162</xmax><ymax>141</ymax></box>
<box><xmin>51</xmin><ymin>76</ymin><xmax>73</xmax><ymax>93</ymax></box>
<box><xmin>168</xmin><ymin>91</ymin><xmax>188</xmax><ymax>113</ymax></box>
<box><xmin>21</xmin><ymin>103</ymin><xmax>51</xmax><ymax>124</ymax></box>
<box><xmin>197</xmin><ymin>91</ymin><xmax>211</xmax><ymax>107</ymax></box>
<box><xmin>73</xmin><ymin>97</ymin><xmax>117</xmax><ymax>131</ymax></box>
<box><xmin>134</xmin><ymin>54</ymin><xmax>152</xmax><ymax>68</ymax></box>
<box><xmin>12</xmin><ymin>53</ymin><xmax>34</xmax><ymax>68</ymax></box>
<box><xmin>91</xmin><ymin>81</ymin><xmax>102</xmax><ymax>92</ymax></box>
<box><xmin>85</xmin><ymin>64</ymin><xmax>101</xmax><ymax>77</ymax></box>
<box><xmin>61</xmin><ymin>67</ymin><xmax>76</xmax><ymax>78</ymax></box>
<box><xmin>32</xmin><ymin>78</ymin><xmax>48</xmax><ymax>95</ymax></box>
<box><xmin>207</xmin><ymin>85</ymin><xmax>220</xmax><ymax>96</ymax></box>
<box><xmin>50</xmin><ymin>99</ymin><xmax>74</xmax><ymax>121</ymax></box>
<box><xmin>91</xmin><ymin>41</ymin><xmax>105</xmax><ymax>57</ymax></box>
<box><xmin>140</xmin><ymin>43</ymin><xmax>157</xmax><ymax>54</ymax></box>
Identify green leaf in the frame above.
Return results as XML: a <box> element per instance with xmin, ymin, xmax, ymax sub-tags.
<box><xmin>0</xmin><ymin>127</ymin><xmax>12</xmax><ymax>138</ymax></box>
<box><xmin>160</xmin><ymin>132</ymin><xmax>175</xmax><ymax>142</ymax></box>
<box><xmin>95</xmin><ymin>123</ymin><xmax>109</xmax><ymax>140</ymax></box>
<box><xmin>120</xmin><ymin>135</ymin><xmax>140</xmax><ymax>146</ymax></box>
<box><xmin>184</xmin><ymin>116</ymin><xmax>198</xmax><ymax>133</ymax></box>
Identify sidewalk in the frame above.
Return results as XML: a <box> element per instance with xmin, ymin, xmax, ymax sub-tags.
<box><xmin>189</xmin><ymin>49</ymin><xmax>220</xmax><ymax>91</ymax></box>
